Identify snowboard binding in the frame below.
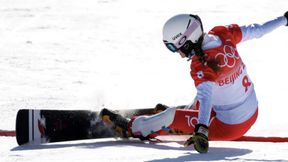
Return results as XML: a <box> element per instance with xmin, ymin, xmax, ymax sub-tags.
<box><xmin>100</xmin><ymin>108</ymin><xmax>130</xmax><ymax>138</ymax></box>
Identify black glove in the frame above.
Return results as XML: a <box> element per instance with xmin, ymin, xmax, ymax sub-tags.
<box><xmin>284</xmin><ymin>11</ymin><xmax>288</xmax><ymax>26</ymax></box>
<box><xmin>184</xmin><ymin>124</ymin><xmax>209</xmax><ymax>153</ymax></box>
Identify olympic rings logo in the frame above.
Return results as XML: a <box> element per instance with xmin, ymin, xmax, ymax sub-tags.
<box><xmin>215</xmin><ymin>45</ymin><xmax>240</xmax><ymax>68</ymax></box>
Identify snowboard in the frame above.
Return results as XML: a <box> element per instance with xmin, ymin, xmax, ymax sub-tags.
<box><xmin>16</xmin><ymin>107</ymin><xmax>288</xmax><ymax>146</ymax></box>
<box><xmin>15</xmin><ymin>108</ymin><xmax>157</xmax><ymax>145</ymax></box>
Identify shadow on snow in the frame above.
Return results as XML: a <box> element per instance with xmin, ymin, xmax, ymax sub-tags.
<box><xmin>11</xmin><ymin>138</ymin><xmax>287</xmax><ymax>161</ymax></box>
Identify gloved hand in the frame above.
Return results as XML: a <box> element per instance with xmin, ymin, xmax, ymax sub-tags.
<box><xmin>184</xmin><ymin>124</ymin><xmax>209</xmax><ymax>153</ymax></box>
<box><xmin>284</xmin><ymin>11</ymin><xmax>288</xmax><ymax>26</ymax></box>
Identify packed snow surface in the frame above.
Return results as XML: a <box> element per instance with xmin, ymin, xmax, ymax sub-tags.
<box><xmin>1</xmin><ymin>0</ymin><xmax>288</xmax><ymax>161</ymax></box>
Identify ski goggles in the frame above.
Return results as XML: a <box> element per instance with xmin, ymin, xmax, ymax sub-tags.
<box><xmin>164</xmin><ymin>42</ymin><xmax>178</xmax><ymax>52</ymax></box>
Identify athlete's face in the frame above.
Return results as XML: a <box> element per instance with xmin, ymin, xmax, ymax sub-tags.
<box><xmin>177</xmin><ymin>50</ymin><xmax>187</xmax><ymax>58</ymax></box>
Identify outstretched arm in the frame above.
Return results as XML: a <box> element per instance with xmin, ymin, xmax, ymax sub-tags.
<box><xmin>240</xmin><ymin>11</ymin><xmax>288</xmax><ymax>42</ymax></box>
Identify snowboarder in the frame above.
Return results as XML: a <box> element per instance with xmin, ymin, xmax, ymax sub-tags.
<box><xmin>100</xmin><ymin>11</ymin><xmax>288</xmax><ymax>153</ymax></box>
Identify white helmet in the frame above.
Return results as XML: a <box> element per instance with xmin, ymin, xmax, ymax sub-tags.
<box><xmin>162</xmin><ymin>14</ymin><xmax>203</xmax><ymax>56</ymax></box>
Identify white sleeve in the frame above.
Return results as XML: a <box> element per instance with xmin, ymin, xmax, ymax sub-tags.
<box><xmin>196</xmin><ymin>81</ymin><xmax>214</xmax><ymax>126</ymax></box>
<box><xmin>240</xmin><ymin>16</ymin><xmax>287</xmax><ymax>42</ymax></box>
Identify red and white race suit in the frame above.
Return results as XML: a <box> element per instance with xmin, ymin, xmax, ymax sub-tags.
<box><xmin>193</xmin><ymin>16</ymin><xmax>287</xmax><ymax>126</ymax></box>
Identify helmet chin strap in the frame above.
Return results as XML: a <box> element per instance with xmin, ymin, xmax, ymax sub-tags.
<box><xmin>186</xmin><ymin>50</ymin><xmax>195</xmax><ymax>61</ymax></box>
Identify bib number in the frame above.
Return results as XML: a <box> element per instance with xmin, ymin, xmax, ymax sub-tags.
<box><xmin>242</xmin><ymin>75</ymin><xmax>251</xmax><ymax>93</ymax></box>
